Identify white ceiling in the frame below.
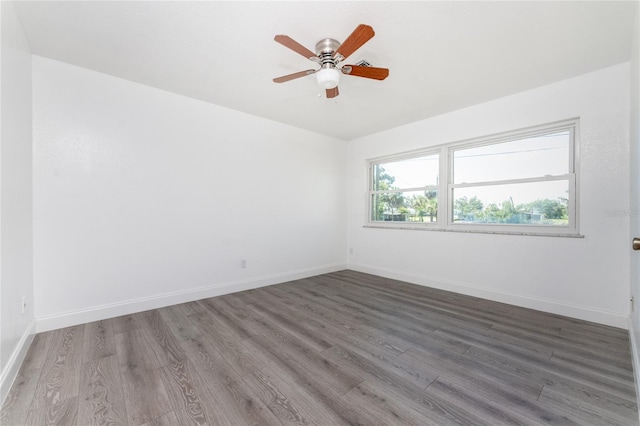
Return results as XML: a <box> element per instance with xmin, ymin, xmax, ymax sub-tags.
<box><xmin>13</xmin><ymin>1</ymin><xmax>637</xmax><ymax>140</ymax></box>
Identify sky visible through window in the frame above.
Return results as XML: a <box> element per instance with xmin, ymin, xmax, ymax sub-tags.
<box><xmin>379</xmin><ymin>132</ymin><xmax>569</xmax><ymax>207</ymax></box>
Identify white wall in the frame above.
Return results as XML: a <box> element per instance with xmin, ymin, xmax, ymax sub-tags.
<box><xmin>631</xmin><ymin>4</ymin><xmax>640</xmax><ymax>329</ymax></box>
<box><xmin>347</xmin><ymin>63</ymin><xmax>630</xmax><ymax>328</ymax></box>
<box><xmin>628</xmin><ymin>2</ymin><xmax>640</xmax><ymax>408</ymax></box>
<box><xmin>0</xmin><ymin>1</ymin><xmax>35</xmax><ymax>404</ymax></box>
<box><xmin>32</xmin><ymin>57</ymin><xmax>347</xmax><ymax>331</ymax></box>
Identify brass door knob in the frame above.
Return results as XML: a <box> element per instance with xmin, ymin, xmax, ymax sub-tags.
<box><xmin>634</xmin><ymin>238</ymin><xmax>640</xmax><ymax>251</ymax></box>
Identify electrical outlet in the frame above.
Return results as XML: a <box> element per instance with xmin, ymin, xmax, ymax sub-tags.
<box><xmin>241</xmin><ymin>259</ymin><xmax>247</xmax><ymax>269</ymax></box>
<box><xmin>21</xmin><ymin>296</ymin><xmax>27</xmax><ymax>314</ymax></box>
<box><xmin>349</xmin><ymin>248</ymin><xmax>354</xmax><ymax>255</ymax></box>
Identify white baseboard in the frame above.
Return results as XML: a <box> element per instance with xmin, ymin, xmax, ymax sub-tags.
<box><xmin>628</xmin><ymin>316</ymin><xmax>640</xmax><ymax>422</ymax></box>
<box><xmin>0</xmin><ymin>320</ymin><xmax>36</xmax><ymax>407</ymax></box>
<box><xmin>36</xmin><ymin>263</ymin><xmax>347</xmax><ymax>333</ymax></box>
<box><xmin>348</xmin><ymin>262</ymin><xmax>628</xmax><ymax>329</ymax></box>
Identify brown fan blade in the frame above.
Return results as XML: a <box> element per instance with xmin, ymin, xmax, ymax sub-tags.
<box><xmin>342</xmin><ymin>65</ymin><xmax>389</xmax><ymax>80</ymax></box>
<box><xmin>273</xmin><ymin>69</ymin><xmax>317</xmax><ymax>83</ymax></box>
<box><xmin>333</xmin><ymin>24</ymin><xmax>375</xmax><ymax>60</ymax></box>
<box><xmin>326</xmin><ymin>87</ymin><xmax>339</xmax><ymax>98</ymax></box>
<box><xmin>274</xmin><ymin>35</ymin><xmax>317</xmax><ymax>60</ymax></box>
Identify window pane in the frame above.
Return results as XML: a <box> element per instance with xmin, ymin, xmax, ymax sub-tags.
<box><xmin>371</xmin><ymin>190</ymin><xmax>438</xmax><ymax>222</ymax></box>
<box><xmin>452</xmin><ymin>180</ymin><xmax>569</xmax><ymax>226</ymax></box>
<box><xmin>373</xmin><ymin>154</ymin><xmax>439</xmax><ymax>190</ymax></box>
<box><xmin>453</xmin><ymin>131</ymin><xmax>569</xmax><ymax>184</ymax></box>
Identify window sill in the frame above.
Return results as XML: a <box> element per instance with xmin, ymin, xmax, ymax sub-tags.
<box><xmin>363</xmin><ymin>224</ymin><xmax>585</xmax><ymax>238</ymax></box>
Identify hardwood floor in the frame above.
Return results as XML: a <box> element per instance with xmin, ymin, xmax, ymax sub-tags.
<box><xmin>2</xmin><ymin>270</ymin><xmax>638</xmax><ymax>425</ymax></box>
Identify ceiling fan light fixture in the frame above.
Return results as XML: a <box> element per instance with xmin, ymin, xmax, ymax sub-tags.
<box><xmin>273</xmin><ymin>24</ymin><xmax>388</xmax><ymax>98</ymax></box>
<box><xmin>316</xmin><ymin>67</ymin><xmax>340</xmax><ymax>89</ymax></box>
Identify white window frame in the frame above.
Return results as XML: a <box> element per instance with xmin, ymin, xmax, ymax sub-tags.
<box><xmin>366</xmin><ymin>119</ymin><xmax>580</xmax><ymax>237</ymax></box>
<box><xmin>369</xmin><ymin>150</ymin><xmax>441</xmax><ymax>223</ymax></box>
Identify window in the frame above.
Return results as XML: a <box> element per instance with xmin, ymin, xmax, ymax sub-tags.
<box><xmin>368</xmin><ymin>119</ymin><xmax>579</xmax><ymax>236</ymax></box>
<box><xmin>371</xmin><ymin>152</ymin><xmax>439</xmax><ymax>223</ymax></box>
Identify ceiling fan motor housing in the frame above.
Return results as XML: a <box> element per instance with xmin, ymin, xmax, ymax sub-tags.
<box><xmin>315</xmin><ymin>38</ymin><xmax>341</xmax><ymax>69</ymax></box>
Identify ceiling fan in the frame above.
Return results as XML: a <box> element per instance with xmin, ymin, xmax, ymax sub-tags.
<box><xmin>273</xmin><ymin>24</ymin><xmax>389</xmax><ymax>99</ymax></box>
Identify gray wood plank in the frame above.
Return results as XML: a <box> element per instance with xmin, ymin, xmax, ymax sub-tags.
<box><xmin>243</xmin><ymin>331</ymin><xmax>363</xmax><ymax>395</ymax></box>
<box><xmin>240</xmin><ymin>338</ymin><xmax>385</xmax><ymax>426</ymax></box>
<box><xmin>271</xmin><ymin>284</ymin><xmax>413</xmax><ymax>354</ymax></box>
<box><xmin>344</xmin><ymin>381</ymin><xmax>441</xmax><ymax>426</ymax></box>
<box><xmin>328</xmin><ymin>338</ymin><xmax>439</xmax><ymax>390</ymax></box>
<box><xmin>138</xmin><ymin>310</ymin><xmax>187</xmax><ymax>367</ymax></box>
<box><xmin>491</xmin><ymin>322</ymin><xmax>633</xmax><ymax>365</ymax></box>
<box><xmin>284</xmin><ymin>282</ymin><xmax>473</xmax><ymax>355</ymax></box>
<box><xmin>261</xmin><ymin>286</ymin><xmax>407</xmax><ymax>361</ymax></box>
<box><xmin>550</xmin><ymin>349</ymin><xmax>634</xmax><ymax>383</ymax></box>
<box><xmin>400</xmin><ymin>346</ymin><xmax>543</xmax><ymax>400</ymax></box>
<box><xmin>83</xmin><ymin>320</ymin><xmax>117</xmax><ymax>362</ymax></box>
<box><xmin>157</xmin><ymin>304</ymin><xmax>202</xmax><ymax>342</ymax></box>
<box><xmin>540</xmin><ymin>381</ymin><xmax>638</xmax><ymax>425</ymax></box>
<box><xmin>330</xmin><ymin>271</ymin><xmax>564</xmax><ymax>336</ymax></box>
<box><xmin>197</xmin><ymin>297</ymin><xmax>259</xmax><ymax>340</ymax></box>
<box><xmin>20</xmin><ymin>331</ymin><xmax>54</xmax><ymax>372</ymax></box>
<box><xmin>109</xmin><ymin>313</ymin><xmax>141</xmax><ymax>334</ymax></box>
<box><xmin>243</xmin><ymin>369</ymin><xmax>322</xmax><ymax>426</ymax></box>
<box><xmin>140</xmin><ymin>410</ymin><xmax>180</xmax><ymax>426</ymax></box>
<box><xmin>29</xmin><ymin>325</ymin><xmax>85</xmax><ymax>413</ymax></box>
<box><xmin>115</xmin><ymin>329</ymin><xmax>173</xmax><ymax>425</ymax></box>
<box><xmin>25</xmin><ymin>396</ymin><xmax>79</xmax><ymax>426</ymax></box>
<box><xmin>157</xmin><ymin>359</ymin><xmax>211</xmax><ymax>426</ymax></box>
<box><xmin>181</xmin><ymin>334</ymin><xmax>283</xmax><ymax>426</ymax></box>
<box><xmin>220</xmin><ymin>291</ymin><xmax>261</xmax><ymax>308</ymax></box>
<box><xmin>314</xmin><ymin>274</ymin><xmax>498</xmax><ymax>333</ymax></box>
<box><xmin>187</xmin><ymin>311</ymin><xmax>263</xmax><ymax>377</ymax></box>
<box><xmin>444</xmin><ymin>321</ymin><xmax>555</xmax><ymax>359</ymax></box>
<box><xmin>0</xmin><ymin>367</ymin><xmax>41</xmax><ymax>426</ymax></box>
<box><xmin>426</xmin><ymin>377</ymin><xmax>578</xmax><ymax>426</ymax></box>
<box><xmin>243</xmin><ymin>302</ymin><xmax>333</xmax><ymax>352</ymax></box>
<box><xmin>140</xmin><ymin>311</ymin><xmax>212</xmax><ymax>425</ymax></box>
<box><xmin>537</xmin><ymin>390</ymin><xmax>629</xmax><ymax>426</ymax></box>
<box><xmin>449</xmin><ymin>328</ymin><xmax>636</xmax><ymax>401</ymax></box>
<box><xmin>178</xmin><ymin>300</ymin><xmax>206</xmax><ymax>315</ymax></box>
<box><xmin>78</xmin><ymin>354</ymin><xmax>128</xmax><ymax>426</ymax></box>
<box><xmin>323</xmin><ymin>344</ymin><xmax>494</xmax><ymax>425</ymax></box>
<box><xmin>464</xmin><ymin>344</ymin><xmax>638</xmax><ymax>411</ymax></box>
